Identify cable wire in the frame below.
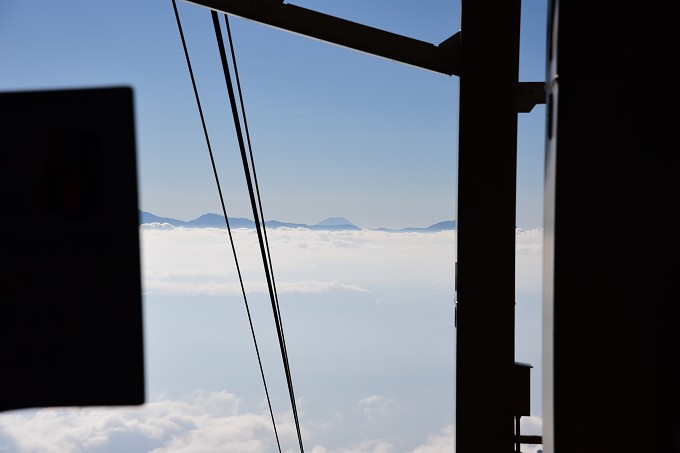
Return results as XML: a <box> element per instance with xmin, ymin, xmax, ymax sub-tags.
<box><xmin>223</xmin><ymin>13</ymin><xmax>284</xmax><ymax>335</ymax></box>
<box><xmin>223</xmin><ymin>12</ymin><xmax>291</xmax><ymax>410</ymax></box>
<box><xmin>170</xmin><ymin>2</ymin><xmax>283</xmax><ymax>451</ymax></box>
<box><xmin>211</xmin><ymin>11</ymin><xmax>305</xmax><ymax>453</ymax></box>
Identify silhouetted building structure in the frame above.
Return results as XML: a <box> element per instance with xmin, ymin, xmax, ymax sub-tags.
<box><xmin>543</xmin><ymin>1</ymin><xmax>679</xmax><ymax>452</ymax></box>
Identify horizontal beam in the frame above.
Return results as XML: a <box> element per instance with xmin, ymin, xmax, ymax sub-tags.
<box><xmin>183</xmin><ymin>0</ymin><xmax>460</xmax><ymax>76</ymax></box>
<box><xmin>518</xmin><ymin>435</ymin><xmax>543</xmax><ymax>444</ymax></box>
<box><xmin>517</xmin><ymin>82</ymin><xmax>547</xmax><ymax>112</ymax></box>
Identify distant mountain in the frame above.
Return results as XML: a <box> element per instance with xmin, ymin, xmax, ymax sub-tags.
<box><xmin>264</xmin><ymin>220</ymin><xmax>309</xmax><ymax>229</ymax></box>
<box><xmin>185</xmin><ymin>213</ymin><xmax>254</xmax><ymax>229</ymax></box>
<box><xmin>309</xmin><ymin>217</ymin><xmax>360</xmax><ymax>231</ymax></box>
<box><xmin>375</xmin><ymin>220</ymin><xmax>456</xmax><ymax>233</ymax></box>
<box><xmin>139</xmin><ymin>211</ymin><xmax>187</xmax><ymax>226</ymax></box>
<box><xmin>400</xmin><ymin>220</ymin><xmax>456</xmax><ymax>232</ymax></box>
<box><xmin>311</xmin><ymin>224</ymin><xmax>361</xmax><ymax>231</ymax></box>
<box><xmin>315</xmin><ymin>217</ymin><xmax>356</xmax><ymax>227</ymax></box>
<box><xmin>138</xmin><ymin>210</ymin><xmax>455</xmax><ymax>232</ymax></box>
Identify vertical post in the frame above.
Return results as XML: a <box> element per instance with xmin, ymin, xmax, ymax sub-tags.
<box><xmin>455</xmin><ymin>0</ymin><xmax>521</xmax><ymax>452</ymax></box>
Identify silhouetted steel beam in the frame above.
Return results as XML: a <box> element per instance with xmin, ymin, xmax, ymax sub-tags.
<box><xmin>455</xmin><ymin>0</ymin><xmax>521</xmax><ymax>452</ymax></box>
<box><xmin>183</xmin><ymin>0</ymin><xmax>460</xmax><ymax>76</ymax></box>
<box><xmin>518</xmin><ymin>82</ymin><xmax>547</xmax><ymax>113</ymax></box>
<box><xmin>519</xmin><ymin>435</ymin><xmax>543</xmax><ymax>444</ymax></box>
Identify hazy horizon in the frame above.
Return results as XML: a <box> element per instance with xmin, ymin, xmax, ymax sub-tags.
<box><xmin>139</xmin><ymin>208</ymin><xmax>458</xmax><ymax>230</ymax></box>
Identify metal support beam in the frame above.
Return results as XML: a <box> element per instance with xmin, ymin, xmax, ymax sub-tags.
<box><xmin>518</xmin><ymin>82</ymin><xmax>547</xmax><ymax>113</ymax></box>
<box><xmin>519</xmin><ymin>435</ymin><xmax>543</xmax><ymax>444</ymax></box>
<box><xmin>455</xmin><ymin>1</ymin><xmax>521</xmax><ymax>452</ymax></box>
<box><xmin>183</xmin><ymin>0</ymin><xmax>460</xmax><ymax>76</ymax></box>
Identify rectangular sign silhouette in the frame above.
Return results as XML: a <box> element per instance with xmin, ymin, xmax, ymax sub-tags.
<box><xmin>0</xmin><ymin>87</ymin><xmax>144</xmax><ymax>411</ymax></box>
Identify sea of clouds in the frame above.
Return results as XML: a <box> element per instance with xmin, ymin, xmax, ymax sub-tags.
<box><xmin>0</xmin><ymin>226</ymin><xmax>543</xmax><ymax>453</ymax></box>
<box><xmin>0</xmin><ymin>393</ymin><xmax>542</xmax><ymax>453</ymax></box>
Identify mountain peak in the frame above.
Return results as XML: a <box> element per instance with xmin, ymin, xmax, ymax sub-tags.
<box><xmin>315</xmin><ymin>217</ymin><xmax>356</xmax><ymax>227</ymax></box>
<box><xmin>139</xmin><ymin>210</ymin><xmax>456</xmax><ymax>232</ymax></box>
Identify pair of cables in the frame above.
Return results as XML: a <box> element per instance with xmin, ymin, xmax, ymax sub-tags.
<box><xmin>171</xmin><ymin>2</ymin><xmax>305</xmax><ymax>452</ymax></box>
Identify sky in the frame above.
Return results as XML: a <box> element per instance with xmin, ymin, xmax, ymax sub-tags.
<box><xmin>0</xmin><ymin>0</ymin><xmax>547</xmax><ymax>230</ymax></box>
<box><xmin>1</xmin><ymin>0</ymin><xmax>548</xmax><ymax>451</ymax></box>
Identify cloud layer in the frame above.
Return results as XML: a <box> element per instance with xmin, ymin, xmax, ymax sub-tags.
<box><xmin>140</xmin><ymin>226</ymin><xmax>542</xmax><ymax>299</ymax></box>
<box><xmin>0</xmin><ymin>391</ymin><xmax>292</xmax><ymax>453</ymax></box>
<box><xmin>0</xmin><ymin>393</ymin><xmax>543</xmax><ymax>453</ymax></box>
<box><xmin>0</xmin><ymin>228</ymin><xmax>544</xmax><ymax>452</ymax></box>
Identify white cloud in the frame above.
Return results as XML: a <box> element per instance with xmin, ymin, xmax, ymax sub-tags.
<box><xmin>518</xmin><ymin>415</ymin><xmax>544</xmax><ymax>453</ymax></box>
<box><xmin>407</xmin><ymin>424</ymin><xmax>454</xmax><ymax>453</ymax></box>
<box><xmin>310</xmin><ymin>439</ymin><xmax>394</xmax><ymax>453</ymax></box>
<box><xmin>9</xmin><ymin>228</ymin><xmax>544</xmax><ymax>452</ymax></box>
<box><xmin>520</xmin><ymin>414</ymin><xmax>543</xmax><ymax>434</ymax></box>
<box><xmin>139</xmin><ymin>228</ymin><xmax>461</xmax><ymax>299</ymax></box>
<box><xmin>0</xmin><ymin>391</ymin><xmax>296</xmax><ymax>453</ymax></box>
<box><xmin>140</xmin><ymin>223</ymin><xmax>176</xmax><ymax>230</ymax></box>
<box><xmin>278</xmin><ymin>280</ymin><xmax>369</xmax><ymax>294</ymax></box>
<box><xmin>0</xmin><ymin>393</ymin><xmax>544</xmax><ymax>453</ymax></box>
<box><xmin>142</xmin><ymin>277</ymin><xmax>369</xmax><ymax>297</ymax></box>
<box><xmin>358</xmin><ymin>396</ymin><xmax>393</xmax><ymax>419</ymax></box>
<box><xmin>516</xmin><ymin>228</ymin><xmax>543</xmax><ymax>295</ymax></box>
<box><xmin>515</xmin><ymin>228</ymin><xmax>543</xmax><ymax>255</ymax></box>
<box><xmin>140</xmin><ymin>227</ymin><xmax>543</xmax><ymax>300</ymax></box>
<box><xmin>0</xmin><ymin>391</ymin><xmax>393</xmax><ymax>453</ymax></box>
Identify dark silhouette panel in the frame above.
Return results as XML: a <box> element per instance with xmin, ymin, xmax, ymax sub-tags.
<box><xmin>544</xmin><ymin>1</ymin><xmax>680</xmax><ymax>451</ymax></box>
<box><xmin>0</xmin><ymin>87</ymin><xmax>144</xmax><ymax>412</ymax></box>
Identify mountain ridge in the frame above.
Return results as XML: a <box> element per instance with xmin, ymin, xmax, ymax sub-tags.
<box><xmin>139</xmin><ymin>210</ymin><xmax>455</xmax><ymax>232</ymax></box>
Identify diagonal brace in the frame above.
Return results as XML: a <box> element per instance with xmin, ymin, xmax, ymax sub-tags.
<box><xmin>183</xmin><ymin>0</ymin><xmax>460</xmax><ymax>76</ymax></box>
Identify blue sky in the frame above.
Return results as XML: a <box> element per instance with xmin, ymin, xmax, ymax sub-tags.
<box><xmin>1</xmin><ymin>1</ymin><xmax>547</xmax><ymax>451</ymax></box>
<box><xmin>0</xmin><ymin>0</ymin><xmax>547</xmax><ymax>229</ymax></box>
